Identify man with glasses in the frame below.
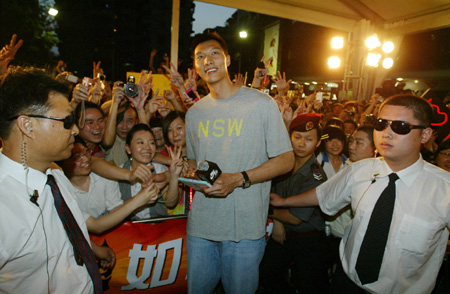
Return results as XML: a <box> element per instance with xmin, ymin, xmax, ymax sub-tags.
<box><xmin>271</xmin><ymin>94</ymin><xmax>450</xmax><ymax>293</ymax></box>
<box><xmin>0</xmin><ymin>67</ymin><xmax>111</xmax><ymax>293</ymax></box>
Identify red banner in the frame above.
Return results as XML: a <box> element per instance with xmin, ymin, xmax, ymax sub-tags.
<box><xmin>91</xmin><ymin>217</ymin><xmax>188</xmax><ymax>293</ymax></box>
<box><xmin>90</xmin><ymin>216</ymin><xmax>273</xmax><ymax>293</ymax></box>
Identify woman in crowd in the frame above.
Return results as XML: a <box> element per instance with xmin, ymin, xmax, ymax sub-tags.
<box><xmin>120</xmin><ymin>123</ymin><xmax>182</xmax><ymax>220</ymax></box>
<box><xmin>58</xmin><ymin>138</ymin><xmax>159</xmax><ymax>234</ymax></box>
<box><xmin>161</xmin><ymin>111</ymin><xmax>191</xmax><ymax>215</ymax></box>
<box><xmin>316</xmin><ymin>125</ymin><xmax>347</xmax><ymax>178</ymax></box>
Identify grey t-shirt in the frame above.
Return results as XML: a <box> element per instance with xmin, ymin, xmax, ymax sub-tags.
<box><xmin>185</xmin><ymin>87</ymin><xmax>292</xmax><ymax>241</ymax></box>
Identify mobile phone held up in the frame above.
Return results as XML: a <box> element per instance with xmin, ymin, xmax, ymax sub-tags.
<box><xmin>184</xmin><ymin>88</ymin><xmax>199</xmax><ymax>102</ymax></box>
<box><xmin>82</xmin><ymin>77</ymin><xmax>93</xmax><ymax>91</ymax></box>
<box><xmin>316</xmin><ymin>92</ymin><xmax>323</xmax><ymax>103</ymax></box>
<box><xmin>256</xmin><ymin>61</ymin><xmax>266</xmax><ymax>77</ymax></box>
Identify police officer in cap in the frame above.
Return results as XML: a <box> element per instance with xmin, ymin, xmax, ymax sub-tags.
<box><xmin>259</xmin><ymin>113</ymin><xmax>329</xmax><ymax>294</ymax></box>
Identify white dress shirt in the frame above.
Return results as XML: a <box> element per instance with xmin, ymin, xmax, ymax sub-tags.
<box><xmin>0</xmin><ymin>152</ymin><xmax>93</xmax><ymax>294</ymax></box>
<box><xmin>317</xmin><ymin>156</ymin><xmax>450</xmax><ymax>294</ymax></box>
<box><xmin>72</xmin><ymin>172</ymin><xmax>123</xmax><ymax>220</ymax></box>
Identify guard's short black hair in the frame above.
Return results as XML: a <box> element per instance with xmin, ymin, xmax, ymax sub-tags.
<box><xmin>0</xmin><ymin>66</ymin><xmax>68</xmax><ymax>140</ymax></box>
<box><xmin>191</xmin><ymin>31</ymin><xmax>228</xmax><ymax>57</ymax></box>
<box><xmin>380</xmin><ymin>94</ymin><xmax>433</xmax><ymax>127</ymax></box>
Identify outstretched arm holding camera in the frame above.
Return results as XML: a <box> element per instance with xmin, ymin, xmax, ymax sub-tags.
<box><xmin>102</xmin><ymin>81</ymin><xmax>126</xmax><ymax>149</ymax></box>
<box><xmin>128</xmin><ymin>71</ymin><xmax>153</xmax><ymax>125</ymax></box>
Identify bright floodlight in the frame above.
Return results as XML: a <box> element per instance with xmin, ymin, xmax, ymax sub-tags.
<box><xmin>239</xmin><ymin>31</ymin><xmax>248</xmax><ymax>38</ymax></box>
<box><xmin>328</xmin><ymin>56</ymin><xmax>341</xmax><ymax>68</ymax></box>
<box><xmin>365</xmin><ymin>35</ymin><xmax>380</xmax><ymax>50</ymax></box>
<box><xmin>366</xmin><ymin>53</ymin><xmax>381</xmax><ymax>67</ymax></box>
<box><xmin>331</xmin><ymin>37</ymin><xmax>344</xmax><ymax>49</ymax></box>
<box><xmin>382</xmin><ymin>41</ymin><xmax>394</xmax><ymax>53</ymax></box>
<box><xmin>382</xmin><ymin>57</ymin><xmax>394</xmax><ymax>69</ymax></box>
<box><xmin>48</xmin><ymin>8</ymin><xmax>58</xmax><ymax>16</ymax></box>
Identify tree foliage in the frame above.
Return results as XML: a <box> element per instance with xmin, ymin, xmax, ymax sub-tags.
<box><xmin>0</xmin><ymin>0</ymin><xmax>59</xmax><ymax>69</ymax></box>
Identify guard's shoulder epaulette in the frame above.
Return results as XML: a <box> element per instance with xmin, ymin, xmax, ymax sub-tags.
<box><xmin>311</xmin><ymin>160</ymin><xmax>327</xmax><ymax>182</ymax></box>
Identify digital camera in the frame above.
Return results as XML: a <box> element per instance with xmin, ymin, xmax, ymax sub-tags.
<box><xmin>123</xmin><ymin>76</ymin><xmax>139</xmax><ymax>98</ymax></box>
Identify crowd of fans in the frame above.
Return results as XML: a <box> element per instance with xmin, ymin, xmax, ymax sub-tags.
<box><xmin>1</xmin><ymin>32</ymin><xmax>449</xmax><ymax>294</ymax></box>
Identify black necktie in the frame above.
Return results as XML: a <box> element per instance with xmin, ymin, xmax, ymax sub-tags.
<box><xmin>355</xmin><ymin>173</ymin><xmax>399</xmax><ymax>285</ymax></box>
<box><xmin>47</xmin><ymin>175</ymin><xmax>103</xmax><ymax>294</ymax></box>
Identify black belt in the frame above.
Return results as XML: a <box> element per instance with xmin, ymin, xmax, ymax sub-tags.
<box><xmin>286</xmin><ymin>229</ymin><xmax>319</xmax><ymax>237</ymax></box>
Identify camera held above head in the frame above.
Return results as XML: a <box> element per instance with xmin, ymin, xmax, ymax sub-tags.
<box><xmin>122</xmin><ymin>76</ymin><xmax>139</xmax><ymax>98</ymax></box>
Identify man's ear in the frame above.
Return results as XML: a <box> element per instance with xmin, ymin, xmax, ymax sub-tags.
<box><xmin>420</xmin><ymin>127</ymin><xmax>433</xmax><ymax>144</ymax></box>
<box><xmin>226</xmin><ymin>55</ymin><xmax>231</xmax><ymax>67</ymax></box>
<box><xmin>16</xmin><ymin>116</ymin><xmax>34</xmax><ymax>139</ymax></box>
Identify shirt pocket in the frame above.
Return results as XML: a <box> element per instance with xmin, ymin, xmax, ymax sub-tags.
<box><xmin>395</xmin><ymin>214</ymin><xmax>439</xmax><ymax>255</ymax></box>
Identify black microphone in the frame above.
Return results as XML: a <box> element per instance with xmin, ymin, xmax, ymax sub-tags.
<box><xmin>195</xmin><ymin>160</ymin><xmax>222</xmax><ymax>185</ymax></box>
<box><xmin>30</xmin><ymin>190</ymin><xmax>39</xmax><ymax>206</ymax></box>
<box><xmin>371</xmin><ymin>173</ymin><xmax>379</xmax><ymax>184</ymax></box>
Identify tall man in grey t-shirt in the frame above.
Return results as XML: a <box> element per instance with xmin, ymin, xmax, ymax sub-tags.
<box><xmin>185</xmin><ymin>32</ymin><xmax>294</xmax><ymax>294</ymax></box>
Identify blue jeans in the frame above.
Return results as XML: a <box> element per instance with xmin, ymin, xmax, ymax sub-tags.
<box><xmin>186</xmin><ymin>234</ymin><xmax>266</xmax><ymax>294</ymax></box>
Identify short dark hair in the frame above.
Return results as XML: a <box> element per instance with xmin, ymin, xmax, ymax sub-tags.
<box><xmin>117</xmin><ymin>103</ymin><xmax>137</xmax><ymax>125</ymax></box>
<box><xmin>344</xmin><ymin>119</ymin><xmax>358</xmax><ymax>129</ymax></box>
<box><xmin>149</xmin><ymin>117</ymin><xmax>163</xmax><ymax>129</ymax></box>
<box><xmin>0</xmin><ymin>66</ymin><xmax>68</xmax><ymax>140</ymax></box>
<box><xmin>162</xmin><ymin>111</ymin><xmax>185</xmax><ymax>146</ymax></box>
<box><xmin>75</xmin><ymin>101</ymin><xmax>104</xmax><ymax>127</ymax></box>
<box><xmin>380</xmin><ymin>94</ymin><xmax>433</xmax><ymax>127</ymax></box>
<box><xmin>355</xmin><ymin>125</ymin><xmax>375</xmax><ymax>147</ymax></box>
<box><xmin>126</xmin><ymin>123</ymin><xmax>154</xmax><ymax>146</ymax></box>
<box><xmin>191</xmin><ymin>31</ymin><xmax>228</xmax><ymax>57</ymax></box>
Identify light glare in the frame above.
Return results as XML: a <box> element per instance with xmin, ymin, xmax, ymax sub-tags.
<box><xmin>331</xmin><ymin>37</ymin><xmax>344</xmax><ymax>49</ymax></box>
<box><xmin>365</xmin><ymin>35</ymin><xmax>380</xmax><ymax>50</ymax></box>
<box><xmin>382</xmin><ymin>58</ymin><xmax>394</xmax><ymax>69</ymax></box>
<box><xmin>48</xmin><ymin>8</ymin><xmax>58</xmax><ymax>16</ymax></box>
<box><xmin>382</xmin><ymin>41</ymin><xmax>394</xmax><ymax>53</ymax></box>
<box><xmin>239</xmin><ymin>31</ymin><xmax>248</xmax><ymax>38</ymax></box>
<box><xmin>328</xmin><ymin>56</ymin><xmax>341</xmax><ymax>68</ymax></box>
<box><xmin>366</xmin><ymin>53</ymin><xmax>381</xmax><ymax>67</ymax></box>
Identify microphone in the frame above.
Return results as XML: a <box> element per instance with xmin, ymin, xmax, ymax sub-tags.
<box><xmin>371</xmin><ymin>173</ymin><xmax>379</xmax><ymax>184</ymax></box>
<box><xmin>195</xmin><ymin>160</ymin><xmax>222</xmax><ymax>185</ymax></box>
<box><xmin>30</xmin><ymin>190</ymin><xmax>39</xmax><ymax>206</ymax></box>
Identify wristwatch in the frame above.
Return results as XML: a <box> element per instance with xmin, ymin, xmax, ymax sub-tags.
<box><xmin>241</xmin><ymin>171</ymin><xmax>251</xmax><ymax>189</ymax></box>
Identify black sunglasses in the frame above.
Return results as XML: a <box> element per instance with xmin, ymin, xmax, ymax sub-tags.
<box><xmin>374</xmin><ymin>118</ymin><xmax>426</xmax><ymax>135</ymax></box>
<box><xmin>8</xmin><ymin>113</ymin><xmax>76</xmax><ymax>130</ymax></box>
